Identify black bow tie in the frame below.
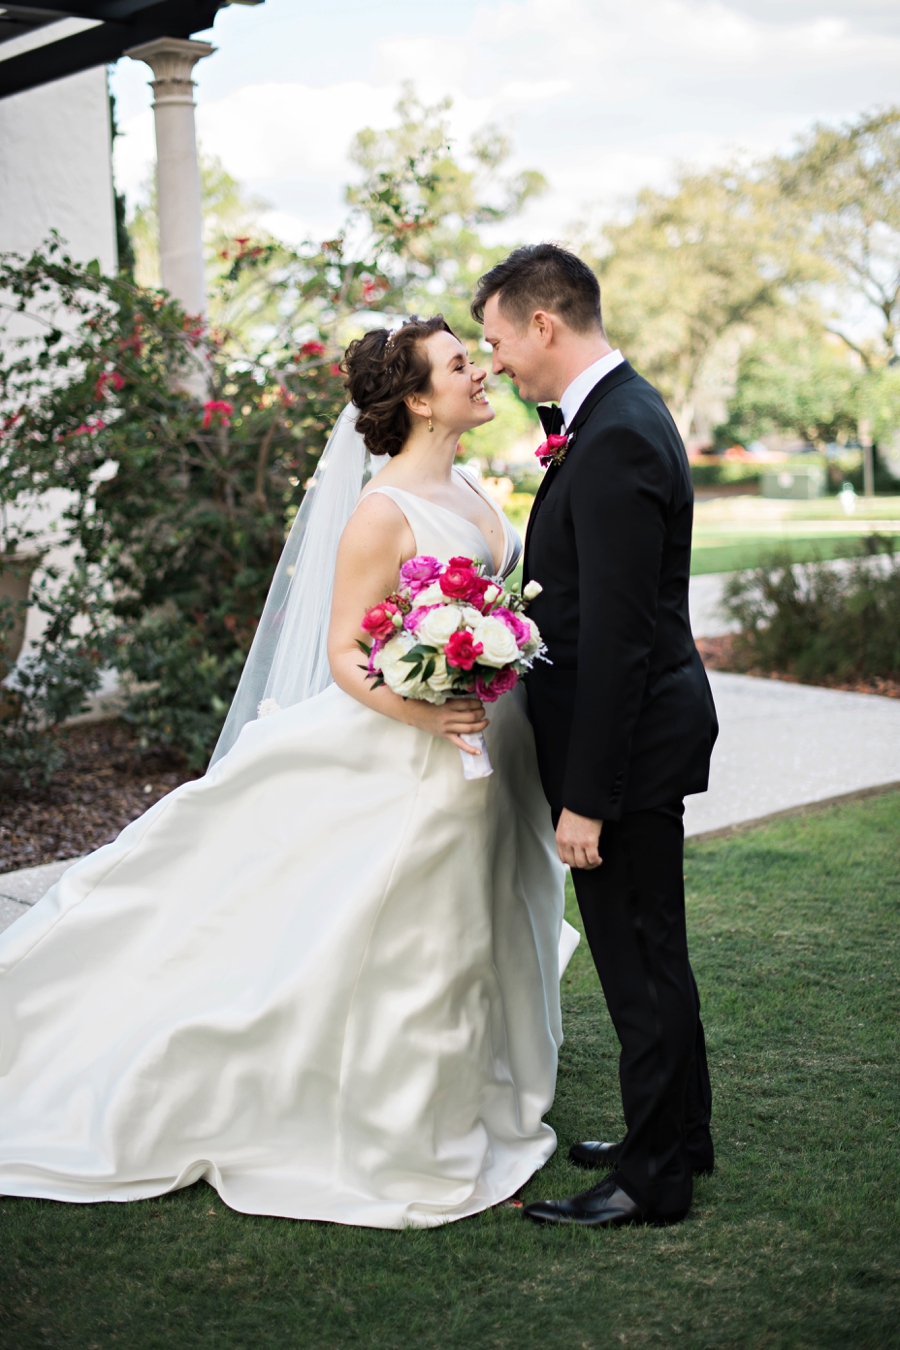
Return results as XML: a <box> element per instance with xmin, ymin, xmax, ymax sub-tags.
<box><xmin>537</xmin><ymin>404</ymin><xmax>564</xmax><ymax>436</ymax></box>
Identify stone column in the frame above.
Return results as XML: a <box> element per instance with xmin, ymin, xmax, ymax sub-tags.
<box><xmin>125</xmin><ymin>37</ymin><xmax>215</xmax><ymax>318</ymax></box>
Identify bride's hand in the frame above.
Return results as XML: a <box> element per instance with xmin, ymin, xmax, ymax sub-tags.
<box><xmin>404</xmin><ymin>698</ymin><xmax>489</xmax><ymax>754</ymax></box>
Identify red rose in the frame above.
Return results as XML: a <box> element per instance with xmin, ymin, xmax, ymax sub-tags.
<box><xmin>440</xmin><ymin>564</ymin><xmax>479</xmax><ymax>600</ymax></box>
<box><xmin>361</xmin><ymin>601</ymin><xmax>399</xmax><ymax>641</ymax></box>
<box><xmin>465</xmin><ymin>575</ymin><xmax>491</xmax><ymax>610</ymax></box>
<box><xmin>300</xmin><ymin>341</ymin><xmax>325</xmax><ymax>357</ymax></box>
<box><xmin>445</xmin><ymin>631</ymin><xmax>484</xmax><ymax>671</ymax></box>
<box><xmin>448</xmin><ymin>556</ymin><xmax>475</xmax><ymax>569</ymax></box>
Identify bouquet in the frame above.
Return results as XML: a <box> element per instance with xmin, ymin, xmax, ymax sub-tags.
<box><xmin>358</xmin><ymin>555</ymin><xmax>546</xmax><ymax>779</ymax></box>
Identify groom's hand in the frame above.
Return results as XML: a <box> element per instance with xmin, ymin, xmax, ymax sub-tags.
<box><xmin>555</xmin><ymin>809</ymin><xmax>603</xmax><ymax>870</ymax></box>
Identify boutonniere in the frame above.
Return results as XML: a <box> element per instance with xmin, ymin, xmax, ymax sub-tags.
<box><xmin>535</xmin><ymin>431</ymin><xmax>573</xmax><ymax>469</ymax></box>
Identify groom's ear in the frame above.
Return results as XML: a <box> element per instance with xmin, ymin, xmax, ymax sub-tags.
<box><xmin>531</xmin><ymin>311</ymin><xmax>556</xmax><ymax>347</ymax></box>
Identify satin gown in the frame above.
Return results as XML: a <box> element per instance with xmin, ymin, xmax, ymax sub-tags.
<box><xmin>0</xmin><ymin>472</ymin><xmax>575</xmax><ymax>1229</ymax></box>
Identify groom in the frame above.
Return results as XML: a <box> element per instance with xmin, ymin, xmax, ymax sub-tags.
<box><xmin>473</xmin><ymin>244</ymin><xmax>718</xmax><ymax>1228</ymax></box>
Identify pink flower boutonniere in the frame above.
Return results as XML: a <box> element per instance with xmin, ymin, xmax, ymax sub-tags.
<box><xmin>535</xmin><ymin>433</ymin><xmax>570</xmax><ymax>468</ymax></box>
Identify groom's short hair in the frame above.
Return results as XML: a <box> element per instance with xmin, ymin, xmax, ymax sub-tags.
<box><xmin>471</xmin><ymin>243</ymin><xmax>604</xmax><ymax>335</ymax></box>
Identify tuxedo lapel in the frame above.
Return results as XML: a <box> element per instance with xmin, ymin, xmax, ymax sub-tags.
<box><xmin>523</xmin><ymin>362</ymin><xmax>638</xmax><ymax>579</ymax></box>
<box><xmin>523</xmin><ymin>459</ymin><xmax>560</xmax><ymax>577</ymax></box>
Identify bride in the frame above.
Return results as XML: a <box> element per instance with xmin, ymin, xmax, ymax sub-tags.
<box><xmin>0</xmin><ymin>316</ymin><xmax>575</xmax><ymax>1229</ymax></box>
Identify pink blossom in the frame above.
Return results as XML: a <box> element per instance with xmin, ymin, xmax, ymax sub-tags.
<box><xmin>475</xmin><ymin>665</ymin><xmax>519</xmax><ymax>703</ymax></box>
<box><xmin>94</xmin><ymin>370</ymin><xmax>125</xmax><ymax>400</ymax></box>
<box><xmin>445</xmin><ymin>631</ymin><xmax>483</xmax><ymax>671</ymax></box>
<box><xmin>492</xmin><ymin>607</ymin><xmax>531</xmax><ymax>648</ymax></box>
<box><xmin>400</xmin><ymin>555</ymin><xmax>442</xmax><ymax>597</ymax></box>
<box><xmin>202</xmin><ymin>400</ymin><xmax>233</xmax><ymax>430</ymax></box>
<box><xmin>361</xmin><ymin>600</ymin><xmax>400</xmax><ymax>641</ymax></box>
<box><xmin>440</xmin><ymin>564</ymin><xmax>480</xmax><ymax>602</ymax></box>
<box><xmin>299</xmin><ymin>341</ymin><xmax>325</xmax><ymax>358</ymax></box>
<box><xmin>535</xmin><ymin>433</ymin><xmax>568</xmax><ymax>465</ymax></box>
<box><xmin>404</xmin><ymin>604</ymin><xmax>439</xmax><ymax>633</ymax></box>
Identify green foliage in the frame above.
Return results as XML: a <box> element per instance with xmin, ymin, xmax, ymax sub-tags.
<box><xmin>347</xmin><ymin>86</ymin><xmax>547</xmax><ymax>342</ymax></box>
<box><xmin>0</xmin><ymin>235</ymin><xmax>347</xmax><ymax>773</ymax></box>
<box><xmin>717</xmin><ymin>331</ymin><xmax>861</xmax><ymax>447</ymax></box>
<box><xmin>0</xmin><ymin>565</ymin><xmax>112</xmax><ymax>789</ymax></box>
<box><xmin>688</xmin><ymin>460</ymin><xmax>764</xmax><ymax>489</ymax></box>
<box><xmin>584</xmin><ymin>167</ymin><xmax>812</xmax><ymax>437</ymax></box>
<box><xmin>723</xmin><ymin>539</ymin><xmax>900</xmax><ymax>681</ymax></box>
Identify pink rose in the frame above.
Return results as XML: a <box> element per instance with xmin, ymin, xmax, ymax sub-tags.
<box><xmin>445</xmin><ymin>631</ymin><xmax>483</xmax><ymax>671</ymax></box>
<box><xmin>400</xmin><ymin>555</ymin><xmax>442</xmax><ymax>597</ymax></box>
<box><xmin>475</xmin><ymin>665</ymin><xmax>519</xmax><ymax>703</ymax></box>
<box><xmin>492</xmin><ymin>607</ymin><xmax>531</xmax><ymax>647</ymax></box>
<box><xmin>361</xmin><ymin>601</ymin><xmax>400</xmax><ymax>641</ymax></box>
<box><xmin>440</xmin><ymin>563</ymin><xmax>479</xmax><ymax>601</ymax></box>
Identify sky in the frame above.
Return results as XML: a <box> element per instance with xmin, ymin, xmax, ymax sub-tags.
<box><xmin>109</xmin><ymin>0</ymin><xmax>900</xmax><ymax>247</ymax></box>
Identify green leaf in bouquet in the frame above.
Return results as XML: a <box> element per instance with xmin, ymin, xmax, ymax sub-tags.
<box><xmin>355</xmin><ymin>639</ymin><xmax>372</xmax><ymax>655</ymax></box>
<box><xmin>422</xmin><ymin>657</ymin><xmax>435</xmax><ymax>680</ymax></box>
<box><xmin>400</xmin><ymin>643</ymin><xmax>439</xmax><ymax>661</ymax></box>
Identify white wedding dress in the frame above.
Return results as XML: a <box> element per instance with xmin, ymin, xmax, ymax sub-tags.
<box><xmin>0</xmin><ymin>476</ymin><xmax>575</xmax><ymax>1229</ymax></box>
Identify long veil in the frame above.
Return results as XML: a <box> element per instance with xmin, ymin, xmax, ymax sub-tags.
<box><xmin>210</xmin><ymin>404</ymin><xmax>387</xmax><ymax>767</ymax></box>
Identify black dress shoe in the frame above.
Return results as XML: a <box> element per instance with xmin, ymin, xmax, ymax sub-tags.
<box><xmin>570</xmin><ymin>1139</ymin><xmax>715</xmax><ymax>1177</ymax></box>
<box><xmin>568</xmin><ymin>1140</ymin><xmax>621</xmax><ymax>1170</ymax></box>
<box><xmin>523</xmin><ymin>1172</ymin><xmax>687</xmax><ymax>1229</ymax></box>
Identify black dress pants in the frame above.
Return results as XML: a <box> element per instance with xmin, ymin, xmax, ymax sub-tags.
<box><xmin>568</xmin><ymin>800</ymin><xmax>712</xmax><ymax>1217</ymax></box>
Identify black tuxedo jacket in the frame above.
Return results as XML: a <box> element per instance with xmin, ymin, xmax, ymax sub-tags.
<box><xmin>523</xmin><ymin>361</ymin><xmax>718</xmax><ymax>821</ymax></box>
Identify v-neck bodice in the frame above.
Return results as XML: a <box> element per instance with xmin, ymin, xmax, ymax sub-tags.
<box><xmin>362</xmin><ymin>468</ymin><xmax>521</xmax><ymax>578</ymax></box>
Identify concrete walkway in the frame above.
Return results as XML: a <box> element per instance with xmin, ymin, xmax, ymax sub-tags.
<box><xmin>684</xmin><ymin>671</ymin><xmax>900</xmax><ymax>836</ymax></box>
<box><xmin>2</xmin><ymin>582</ymin><xmax>899</xmax><ymax>934</ymax></box>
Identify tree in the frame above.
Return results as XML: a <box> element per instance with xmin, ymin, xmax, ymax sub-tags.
<box><xmin>346</xmin><ymin>85</ymin><xmax>547</xmax><ymax>343</ymax></box>
<box><xmin>584</xmin><ymin>168</ymin><xmax>811</xmax><ymax>439</ymax></box>
<box><xmin>717</xmin><ymin>328</ymin><xmax>861</xmax><ymax>448</ymax></box>
<box><xmin>775</xmin><ymin>108</ymin><xmax>900</xmax><ymax>369</ymax></box>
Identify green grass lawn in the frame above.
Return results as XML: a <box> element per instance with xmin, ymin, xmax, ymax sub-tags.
<box><xmin>2</xmin><ymin>793</ymin><xmax>899</xmax><ymax>1349</ymax></box>
<box><xmin>688</xmin><ymin>534</ymin><xmax>875</xmax><ymax>575</ymax></box>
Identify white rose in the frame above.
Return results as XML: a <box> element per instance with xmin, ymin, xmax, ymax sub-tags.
<box><xmin>483</xmin><ymin>582</ymin><xmax>502</xmax><ymax>606</ymax></box>
<box><xmin>521</xmin><ymin>617</ymin><xmax>541</xmax><ymax>657</ymax></box>
<box><xmin>375</xmin><ymin>633</ymin><xmax>430</xmax><ymax>699</ymax></box>
<box><xmin>426</xmin><ymin>654</ymin><xmax>456</xmax><ymax>700</ymax></box>
<box><xmin>460</xmin><ymin>605</ymin><xmax>484</xmax><ymax>628</ymax></box>
<box><xmin>417</xmin><ymin>604</ymin><xmax>463</xmax><ymax>648</ymax></box>
<box><xmin>415</xmin><ymin>582</ymin><xmax>445</xmax><ymax>606</ymax></box>
<box><xmin>523</xmin><ymin>580</ymin><xmax>543</xmax><ymax>601</ymax></box>
<box><xmin>472</xmin><ymin>615</ymin><xmax>520</xmax><ymax>668</ymax></box>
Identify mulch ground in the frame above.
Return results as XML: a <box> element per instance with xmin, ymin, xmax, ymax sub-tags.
<box><xmin>696</xmin><ymin>634</ymin><xmax>900</xmax><ymax>699</ymax></box>
<box><xmin>0</xmin><ymin>721</ymin><xmax>198</xmax><ymax>873</ymax></box>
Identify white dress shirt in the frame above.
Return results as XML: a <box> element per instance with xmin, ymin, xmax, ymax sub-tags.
<box><xmin>559</xmin><ymin>349</ymin><xmax>624</xmax><ymax>429</ymax></box>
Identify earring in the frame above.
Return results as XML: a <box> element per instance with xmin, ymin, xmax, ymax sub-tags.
<box><xmin>428</xmin><ymin>417</ymin><xmax>434</xmax><ymax>433</ymax></box>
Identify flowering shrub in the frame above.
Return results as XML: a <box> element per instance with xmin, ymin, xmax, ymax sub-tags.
<box><xmin>0</xmin><ymin>237</ymin><xmax>347</xmax><ymax>777</ymax></box>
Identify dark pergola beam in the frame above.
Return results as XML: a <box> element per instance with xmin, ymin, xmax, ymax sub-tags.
<box><xmin>7</xmin><ymin>2</ymin><xmax>186</xmax><ymax>20</ymax></box>
<box><xmin>0</xmin><ymin>0</ymin><xmax>227</xmax><ymax>99</ymax></box>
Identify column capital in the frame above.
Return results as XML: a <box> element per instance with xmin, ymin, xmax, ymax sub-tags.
<box><xmin>125</xmin><ymin>37</ymin><xmax>216</xmax><ymax>105</ymax></box>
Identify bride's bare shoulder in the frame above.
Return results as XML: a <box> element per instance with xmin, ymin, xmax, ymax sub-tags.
<box><xmin>339</xmin><ymin>487</ymin><xmax>412</xmax><ymax>556</ymax></box>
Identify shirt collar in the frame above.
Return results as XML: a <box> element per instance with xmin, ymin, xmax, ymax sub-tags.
<box><xmin>559</xmin><ymin>349</ymin><xmax>624</xmax><ymax>429</ymax></box>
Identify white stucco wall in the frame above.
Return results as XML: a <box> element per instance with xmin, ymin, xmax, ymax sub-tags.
<box><xmin>0</xmin><ymin>58</ymin><xmax>119</xmax><ymax>676</ymax></box>
<box><xmin>0</xmin><ymin>64</ymin><xmax>117</xmax><ymax>270</ymax></box>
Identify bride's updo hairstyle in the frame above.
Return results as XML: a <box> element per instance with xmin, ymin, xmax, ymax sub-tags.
<box><xmin>343</xmin><ymin>315</ymin><xmax>454</xmax><ymax>458</ymax></box>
